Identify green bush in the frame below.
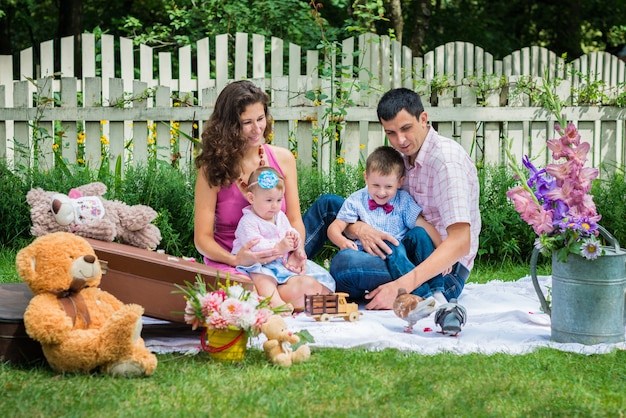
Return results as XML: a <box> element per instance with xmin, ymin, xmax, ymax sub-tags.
<box><xmin>476</xmin><ymin>164</ymin><xmax>538</xmax><ymax>265</ymax></box>
<box><xmin>592</xmin><ymin>168</ymin><xmax>626</xmax><ymax>247</ymax></box>
<box><xmin>2</xmin><ymin>159</ymin><xmax>624</xmax><ymax>265</ymax></box>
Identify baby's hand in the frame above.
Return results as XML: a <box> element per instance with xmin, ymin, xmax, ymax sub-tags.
<box><xmin>277</xmin><ymin>233</ymin><xmax>298</xmax><ymax>254</ymax></box>
<box><xmin>285</xmin><ymin>231</ymin><xmax>299</xmax><ymax>249</ymax></box>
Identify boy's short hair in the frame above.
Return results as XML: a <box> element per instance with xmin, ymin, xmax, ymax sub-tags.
<box><xmin>377</xmin><ymin>88</ymin><xmax>424</xmax><ymax>122</ymax></box>
<box><xmin>247</xmin><ymin>166</ymin><xmax>285</xmax><ymax>192</ymax></box>
<box><xmin>366</xmin><ymin>146</ymin><xmax>405</xmax><ymax>179</ymax></box>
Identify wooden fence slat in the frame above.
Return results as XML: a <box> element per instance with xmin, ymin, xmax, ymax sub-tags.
<box><xmin>179</xmin><ymin>45</ymin><xmax>194</xmax><ymax>94</ymax></box>
<box><xmin>252</xmin><ymin>34</ymin><xmax>265</xmax><ymax>81</ymax></box>
<box><xmin>197</xmin><ymin>37</ymin><xmax>212</xmax><ymax>98</ymax></box>
<box><xmin>159</xmin><ymin>52</ymin><xmax>173</xmax><ymax>91</ymax></box>
<box><xmin>215</xmin><ymin>34</ymin><xmax>229</xmax><ymax>91</ymax></box>
<box><xmin>61</xmin><ymin>36</ymin><xmax>74</xmax><ymax>78</ymax></box>
<box><xmin>288</xmin><ymin>42</ymin><xmax>301</xmax><ymax>106</ymax></box>
<box><xmin>120</xmin><ymin>37</ymin><xmax>134</xmax><ymax>93</ymax></box>
<box><xmin>140</xmin><ymin>44</ymin><xmax>154</xmax><ymax>87</ymax></box>
<box><xmin>61</xmin><ymin>77</ymin><xmax>78</xmax><ymax>166</ymax></box>
<box><xmin>235</xmin><ymin>32</ymin><xmax>248</xmax><ymax>80</ymax></box>
<box><xmin>81</xmin><ymin>34</ymin><xmax>96</xmax><ymax>79</ymax></box>
<box><xmin>101</xmin><ymin>34</ymin><xmax>115</xmax><ymax>99</ymax></box>
<box><xmin>0</xmin><ymin>85</ymin><xmax>5</xmax><ymax>160</ymax></box>
<box><xmin>107</xmin><ymin>78</ymin><xmax>125</xmax><ymax>171</ymax></box>
<box><xmin>83</xmin><ymin>77</ymin><xmax>102</xmax><ymax>170</ymax></box>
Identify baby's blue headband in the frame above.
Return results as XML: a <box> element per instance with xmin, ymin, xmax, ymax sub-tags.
<box><xmin>249</xmin><ymin>170</ymin><xmax>279</xmax><ymax>189</ymax></box>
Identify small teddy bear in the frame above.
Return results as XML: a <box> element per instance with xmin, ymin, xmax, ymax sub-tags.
<box><xmin>16</xmin><ymin>232</ymin><xmax>158</xmax><ymax>376</ymax></box>
<box><xmin>26</xmin><ymin>182</ymin><xmax>161</xmax><ymax>250</ymax></box>
<box><xmin>261</xmin><ymin>315</ymin><xmax>311</xmax><ymax>367</ymax></box>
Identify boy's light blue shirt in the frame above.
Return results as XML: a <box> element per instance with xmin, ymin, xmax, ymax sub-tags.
<box><xmin>336</xmin><ymin>187</ymin><xmax>422</xmax><ymax>250</ymax></box>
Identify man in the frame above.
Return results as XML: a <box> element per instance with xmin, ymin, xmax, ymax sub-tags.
<box><xmin>330</xmin><ymin>88</ymin><xmax>481</xmax><ymax>332</ymax></box>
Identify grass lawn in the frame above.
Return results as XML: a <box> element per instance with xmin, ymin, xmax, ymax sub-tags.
<box><xmin>1</xmin><ymin>247</ymin><xmax>625</xmax><ymax>417</ymax></box>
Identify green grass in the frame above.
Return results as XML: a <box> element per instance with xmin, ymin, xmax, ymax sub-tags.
<box><xmin>1</xmin><ymin>247</ymin><xmax>621</xmax><ymax>417</ymax></box>
<box><xmin>2</xmin><ymin>348</ymin><xmax>625</xmax><ymax>417</ymax></box>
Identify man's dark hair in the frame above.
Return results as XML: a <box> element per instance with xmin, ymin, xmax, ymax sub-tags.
<box><xmin>377</xmin><ymin>88</ymin><xmax>425</xmax><ymax>121</ymax></box>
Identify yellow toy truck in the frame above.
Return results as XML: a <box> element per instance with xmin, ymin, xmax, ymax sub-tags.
<box><xmin>304</xmin><ymin>292</ymin><xmax>362</xmax><ymax>322</ymax></box>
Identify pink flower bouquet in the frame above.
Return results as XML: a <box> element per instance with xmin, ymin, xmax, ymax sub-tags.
<box><xmin>176</xmin><ymin>276</ymin><xmax>280</xmax><ymax>336</ymax></box>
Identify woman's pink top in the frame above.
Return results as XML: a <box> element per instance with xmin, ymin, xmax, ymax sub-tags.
<box><xmin>203</xmin><ymin>144</ymin><xmax>286</xmax><ymax>274</ymax></box>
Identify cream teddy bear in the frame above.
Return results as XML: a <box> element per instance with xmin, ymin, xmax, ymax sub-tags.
<box><xmin>261</xmin><ymin>315</ymin><xmax>311</xmax><ymax>367</ymax></box>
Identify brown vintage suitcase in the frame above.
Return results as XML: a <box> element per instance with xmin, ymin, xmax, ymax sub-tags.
<box><xmin>86</xmin><ymin>239</ymin><xmax>252</xmax><ymax>323</ymax></box>
<box><xmin>0</xmin><ymin>283</ymin><xmax>44</xmax><ymax>365</ymax></box>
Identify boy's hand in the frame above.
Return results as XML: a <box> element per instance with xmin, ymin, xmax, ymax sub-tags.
<box><xmin>339</xmin><ymin>239</ymin><xmax>358</xmax><ymax>251</ymax></box>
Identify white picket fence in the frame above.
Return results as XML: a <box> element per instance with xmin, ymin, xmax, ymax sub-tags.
<box><xmin>0</xmin><ymin>32</ymin><xmax>625</xmax><ymax>175</ymax></box>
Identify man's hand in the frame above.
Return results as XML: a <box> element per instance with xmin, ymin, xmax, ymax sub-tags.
<box><xmin>354</xmin><ymin>222</ymin><xmax>398</xmax><ymax>259</ymax></box>
<box><xmin>364</xmin><ymin>280</ymin><xmax>401</xmax><ymax>310</ymax></box>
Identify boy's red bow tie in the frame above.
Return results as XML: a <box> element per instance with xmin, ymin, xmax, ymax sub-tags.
<box><xmin>368</xmin><ymin>199</ymin><xmax>394</xmax><ymax>214</ymax></box>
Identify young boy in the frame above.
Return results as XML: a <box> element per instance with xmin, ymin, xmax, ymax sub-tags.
<box><xmin>328</xmin><ymin>146</ymin><xmax>449</xmax><ymax>305</ymax></box>
<box><xmin>232</xmin><ymin>167</ymin><xmax>335</xmax><ymax>312</ymax></box>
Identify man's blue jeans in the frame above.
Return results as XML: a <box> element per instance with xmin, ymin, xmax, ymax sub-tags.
<box><xmin>302</xmin><ymin>194</ymin><xmax>345</xmax><ymax>258</ymax></box>
<box><xmin>330</xmin><ymin>226</ymin><xmax>465</xmax><ymax>301</ymax></box>
<box><xmin>384</xmin><ymin>230</ymin><xmax>444</xmax><ymax>298</ymax></box>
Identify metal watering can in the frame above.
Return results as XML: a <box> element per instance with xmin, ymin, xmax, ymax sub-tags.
<box><xmin>531</xmin><ymin>226</ymin><xmax>626</xmax><ymax>345</ymax></box>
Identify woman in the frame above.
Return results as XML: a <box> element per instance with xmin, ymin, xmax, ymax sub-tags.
<box><xmin>194</xmin><ymin>80</ymin><xmax>340</xmax><ymax>308</ymax></box>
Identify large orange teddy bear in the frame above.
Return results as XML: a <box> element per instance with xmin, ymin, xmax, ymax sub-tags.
<box><xmin>16</xmin><ymin>232</ymin><xmax>157</xmax><ymax>377</ymax></box>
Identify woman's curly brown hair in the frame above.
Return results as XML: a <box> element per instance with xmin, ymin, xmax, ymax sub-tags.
<box><xmin>195</xmin><ymin>80</ymin><xmax>273</xmax><ymax>188</ymax></box>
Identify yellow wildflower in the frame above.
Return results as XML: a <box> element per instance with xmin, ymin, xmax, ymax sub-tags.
<box><xmin>100</xmin><ymin>136</ymin><xmax>109</xmax><ymax>145</ymax></box>
<box><xmin>336</xmin><ymin>157</ymin><xmax>345</xmax><ymax>164</ymax></box>
<box><xmin>77</xmin><ymin>132</ymin><xmax>86</xmax><ymax>144</ymax></box>
<box><xmin>52</xmin><ymin>143</ymin><xmax>59</xmax><ymax>151</ymax></box>
<box><xmin>360</xmin><ymin>144</ymin><xmax>365</xmax><ymax>149</ymax></box>
<box><xmin>100</xmin><ymin>120</ymin><xmax>106</xmax><ymax>125</ymax></box>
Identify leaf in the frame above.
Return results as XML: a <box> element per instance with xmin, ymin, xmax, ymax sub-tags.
<box><xmin>292</xmin><ymin>329</ymin><xmax>315</xmax><ymax>350</ymax></box>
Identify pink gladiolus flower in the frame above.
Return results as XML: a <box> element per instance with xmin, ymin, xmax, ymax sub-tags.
<box><xmin>547</xmin><ymin>137</ymin><xmax>573</xmax><ymax>160</ymax></box>
<box><xmin>562</xmin><ymin>122</ymin><xmax>581</xmax><ymax>146</ymax></box>
<box><xmin>506</xmin><ymin>186</ymin><xmax>554</xmax><ymax>234</ymax></box>
<box><xmin>505</xmin><ymin>84</ymin><xmax>602</xmax><ymax>262</ymax></box>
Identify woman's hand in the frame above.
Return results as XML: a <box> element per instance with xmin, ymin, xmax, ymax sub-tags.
<box><xmin>235</xmin><ymin>238</ymin><xmax>281</xmax><ymax>266</ymax></box>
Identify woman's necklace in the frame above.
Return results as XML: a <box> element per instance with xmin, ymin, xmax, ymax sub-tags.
<box><xmin>238</xmin><ymin>145</ymin><xmax>266</xmax><ymax>189</ymax></box>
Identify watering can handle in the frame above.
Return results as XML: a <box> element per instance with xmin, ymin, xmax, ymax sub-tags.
<box><xmin>597</xmin><ymin>225</ymin><xmax>621</xmax><ymax>253</ymax></box>
<box><xmin>530</xmin><ymin>247</ymin><xmax>551</xmax><ymax>316</ymax></box>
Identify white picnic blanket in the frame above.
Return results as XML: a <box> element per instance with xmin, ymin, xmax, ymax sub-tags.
<box><xmin>143</xmin><ymin>276</ymin><xmax>626</xmax><ymax>356</ymax></box>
